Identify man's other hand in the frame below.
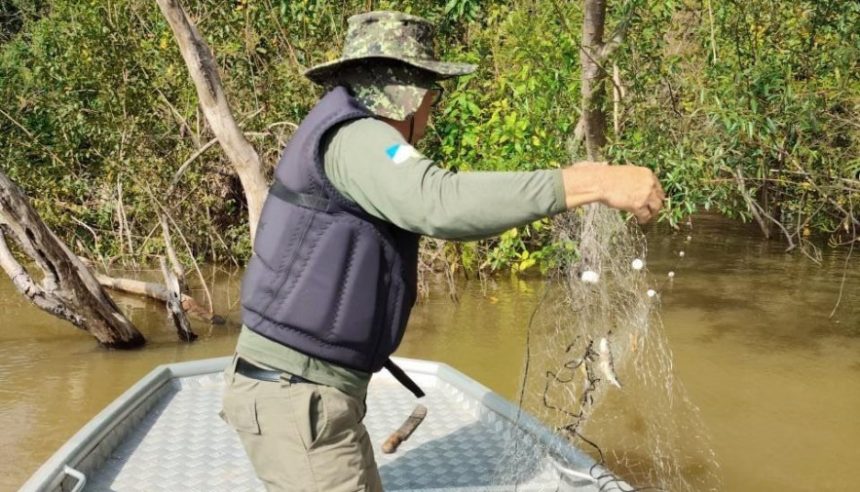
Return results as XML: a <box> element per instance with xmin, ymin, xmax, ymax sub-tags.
<box><xmin>562</xmin><ymin>161</ymin><xmax>665</xmax><ymax>223</ymax></box>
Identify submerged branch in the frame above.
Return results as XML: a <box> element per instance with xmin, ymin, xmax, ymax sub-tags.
<box><xmin>159</xmin><ymin>256</ymin><xmax>197</xmax><ymax>342</ymax></box>
<box><xmin>829</xmin><ymin>200</ymin><xmax>856</xmax><ymax>319</ymax></box>
<box><xmin>733</xmin><ymin>167</ymin><xmax>797</xmax><ymax>250</ymax></box>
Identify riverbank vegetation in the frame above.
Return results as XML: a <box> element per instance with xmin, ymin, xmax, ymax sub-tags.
<box><xmin>2</xmin><ymin>0</ymin><xmax>858</xmax><ymax>275</ymax></box>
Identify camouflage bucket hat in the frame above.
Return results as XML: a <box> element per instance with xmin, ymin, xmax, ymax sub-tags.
<box><xmin>304</xmin><ymin>11</ymin><xmax>476</xmax><ymax>120</ymax></box>
<box><xmin>304</xmin><ymin>11</ymin><xmax>476</xmax><ymax>84</ymax></box>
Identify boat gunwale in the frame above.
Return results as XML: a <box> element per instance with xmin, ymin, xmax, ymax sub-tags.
<box><xmin>22</xmin><ymin>356</ymin><xmax>619</xmax><ymax>491</ymax></box>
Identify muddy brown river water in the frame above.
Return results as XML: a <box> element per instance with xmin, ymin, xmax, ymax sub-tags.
<box><xmin>1</xmin><ymin>214</ymin><xmax>858</xmax><ymax>491</ymax></box>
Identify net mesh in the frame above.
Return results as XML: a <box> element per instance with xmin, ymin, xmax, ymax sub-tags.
<box><xmin>503</xmin><ymin>204</ymin><xmax>720</xmax><ymax>491</ymax></box>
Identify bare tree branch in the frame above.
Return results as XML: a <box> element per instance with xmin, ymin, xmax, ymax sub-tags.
<box><xmin>830</xmin><ymin>199</ymin><xmax>855</xmax><ymax>319</ymax></box>
<box><xmin>168</xmin><ymin>137</ymin><xmax>218</xmax><ymax>193</ymax></box>
<box><xmin>733</xmin><ymin>167</ymin><xmax>798</xmax><ymax>250</ymax></box>
<box><xmin>156</xmin><ymin>0</ymin><xmax>269</xmax><ymax>242</ymax></box>
<box><xmin>143</xmin><ymin>184</ymin><xmax>215</xmax><ymax>312</ymax></box>
<box><xmin>0</xmin><ymin>107</ymin><xmax>34</xmax><ymax>138</ymax></box>
<box><xmin>159</xmin><ymin>212</ymin><xmax>186</xmax><ymax>290</ymax></box>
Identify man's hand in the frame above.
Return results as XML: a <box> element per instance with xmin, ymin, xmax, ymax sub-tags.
<box><xmin>561</xmin><ymin>161</ymin><xmax>665</xmax><ymax>223</ymax></box>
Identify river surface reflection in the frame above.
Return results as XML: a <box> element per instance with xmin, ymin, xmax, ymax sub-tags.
<box><xmin>0</xmin><ymin>214</ymin><xmax>857</xmax><ymax>491</ymax></box>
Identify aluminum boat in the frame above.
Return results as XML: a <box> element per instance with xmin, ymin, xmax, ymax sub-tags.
<box><xmin>22</xmin><ymin>356</ymin><xmax>630</xmax><ymax>491</ymax></box>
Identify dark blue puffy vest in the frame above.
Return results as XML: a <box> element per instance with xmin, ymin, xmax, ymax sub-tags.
<box><xmin>241</xmin><ymin>86</ymin><xmax>420</xmax><ymax>376</ymax></box>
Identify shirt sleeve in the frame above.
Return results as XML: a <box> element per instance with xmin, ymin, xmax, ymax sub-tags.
<box><xmin>322</xmin><ymin>118</ymin><xmax>567</xmax><ymax>241</ymax></box>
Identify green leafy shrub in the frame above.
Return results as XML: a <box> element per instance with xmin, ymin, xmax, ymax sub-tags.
<box><xmin>1</xmin><ymin>0</ymin><xmax>856</xmax><ymax>273</ymax></box>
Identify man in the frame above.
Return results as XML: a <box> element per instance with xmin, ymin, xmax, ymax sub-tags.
<box><xmin>220</xmin><ymin>11</ymin><xmax>664</xmax><ymax>492</ymax></box>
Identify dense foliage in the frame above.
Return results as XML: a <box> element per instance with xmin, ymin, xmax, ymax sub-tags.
<box><xmin>1</xmin><ymin>0</ymin><xmax>857</xmax><ymax>272</ymax></box>
<box><xmin>613</xmin><ymin>0</ymin><xmax>860</xmax><ymax>251</ymax></box>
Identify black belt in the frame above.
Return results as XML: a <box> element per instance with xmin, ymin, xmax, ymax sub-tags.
<box><xmin>237</xmin><ymin>356</ymin><xmax>424</xmax><ymax>398</ymax></box>
<box><xmin>235</xmin><ymin>357</ymin><xmax>313</xmax><ymax>384</ymax></box>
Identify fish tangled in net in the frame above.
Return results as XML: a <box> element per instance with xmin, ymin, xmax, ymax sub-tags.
<box><xmin>503</xmin><ymin>205</ymin><xmax>720</xmax><ymax>491</ymax></box>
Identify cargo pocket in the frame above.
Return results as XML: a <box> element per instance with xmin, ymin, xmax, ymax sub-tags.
<box><xmin>220</xmin><ymin>394</ymin><xmax>261</xmax><ymax>435</ymax></box>
<box><xmin>288</xmin><ymin>386</ymin><xmax>329</xmax><ymax>451</ymax></box>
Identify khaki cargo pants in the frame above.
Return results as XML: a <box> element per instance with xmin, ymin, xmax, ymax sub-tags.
<box><xmin>220</xmin><ymin>355</ymin><xmax>383</xmax><ymax>492</ymax></box>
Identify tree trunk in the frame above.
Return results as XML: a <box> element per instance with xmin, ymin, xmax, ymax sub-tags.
<box><xmin>156</xmin><ymin>0</ymin><xmax>269</xmax><ymax>242</ymax></box>
<box><xmin>581</xmin><ymin>0</ymin><xmax>608</xmax><ymax>161</ymax></box>
<box><xmin>0</xmin><ymin>171</ymin><xmax>145</xmax><ymax>348</ymax></box>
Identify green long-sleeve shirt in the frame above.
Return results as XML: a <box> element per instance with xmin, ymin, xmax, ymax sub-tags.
<box><xmin>237</xmin><ymin>117</ymin><xmax>567</xmax><ymax>398</ymax></box>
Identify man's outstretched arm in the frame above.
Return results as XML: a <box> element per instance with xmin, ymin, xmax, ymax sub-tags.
<box><xmin>323</xmin><ymin>118</ymin><xmax>664</xmax><ymax>240</ymax></box>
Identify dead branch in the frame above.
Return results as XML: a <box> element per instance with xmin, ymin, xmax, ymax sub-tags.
<box><xmin>159</xmin><ymin>212</ymin><xmax>187</xmax><ymax>293</ymax></box>
<box><xmin>733</xmin><ymin>167</ymin><xmax>773</xmax><ymax>239</ymax></box>
<box><xmin>68</xmin><ymin>215</ymin><xmax>108</xmax><ymax>271</ymax></box>
<box><xmin>143</xmin><ymin>185</ymin><xmax>214</xmax><ymax>312</ymax></box>
<box><xmin>205</xmin><ymin>204</ymin><xmax>241</xmax><ymax>267</ymax></box>
<box><xmin>0</xmin><ymin>107</ymin><xmax>34</xmax><ymax>139</ymax></box>
<box><xmin>830</xmin><ymin>200</ymin><xmax>855</xmax><ymax>319</ymax></box>
<box><xmin>612</xmin><ymin>63</ymin><xmax>624</xmax><ymax>134</ymax></box>
<box><xmin>157</xmin><ymin>87</ymin><xmax>201</xmax><ymax>147</ymax></box>
<box><xmin>159</xmin><ymin>256</ymin><xmax>197</xmax><ymax>342</ymax></box>
<box><xmin>0</xmin><ymin>228</ymin><xmax>85</xmax><ymax>325</ymax></box>
<box><xmin>116</xmin><ymin>179</ymin><xmax>136</xmax><ymax>264</ymax></box>
<box><xmin>168</xmin><ymin>137</ymin><xmax>218</xmax><ymax>193</ymax></box>
<box><xmin>706</xmin><ymin>0</ymin><xmax>718</xmax><ymax>63</ymax></box>
<box><xmin>156</xmin><ymin>0</ymin><xmax>269</xmax><ymax>242</ymax></box>
<box><xmin>733</xmin><ymin>167</ymin><xmax>798</xmax><ymax>250</ymax></box>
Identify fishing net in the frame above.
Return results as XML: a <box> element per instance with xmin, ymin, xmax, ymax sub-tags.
<box><xmin>501</xmin><ymin>204</ymin><xmax>721</xmax><ymax>491</ymax></box>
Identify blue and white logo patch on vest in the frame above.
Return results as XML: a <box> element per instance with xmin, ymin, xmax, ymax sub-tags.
<box><xmin>385</xmin><ymin>144</ymin><xmax>418</xmax><ymax>165</ymax></box>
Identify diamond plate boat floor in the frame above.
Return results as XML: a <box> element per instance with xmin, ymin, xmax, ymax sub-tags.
<box><xmin>23</xmin><ymin>358</ymin><xmax>630</xmax><ymax>492</ymax></box>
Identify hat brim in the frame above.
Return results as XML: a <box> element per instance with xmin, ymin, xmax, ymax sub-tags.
<box><xmin>304</xmin><ymin>55</ymin><xmax>477</xmax><ymax>84</ymax></box>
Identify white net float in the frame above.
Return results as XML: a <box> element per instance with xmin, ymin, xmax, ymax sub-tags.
<box><xmin>580</xmin><ymin>270</ymin><xmax>600</xmax><ymax>284</ymax></box>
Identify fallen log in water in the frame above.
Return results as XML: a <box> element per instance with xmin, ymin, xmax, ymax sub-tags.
<box><xmin>94</xmin><ymin>273</ymin><xmax>225</xmax><ymax>325</ymax></box>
